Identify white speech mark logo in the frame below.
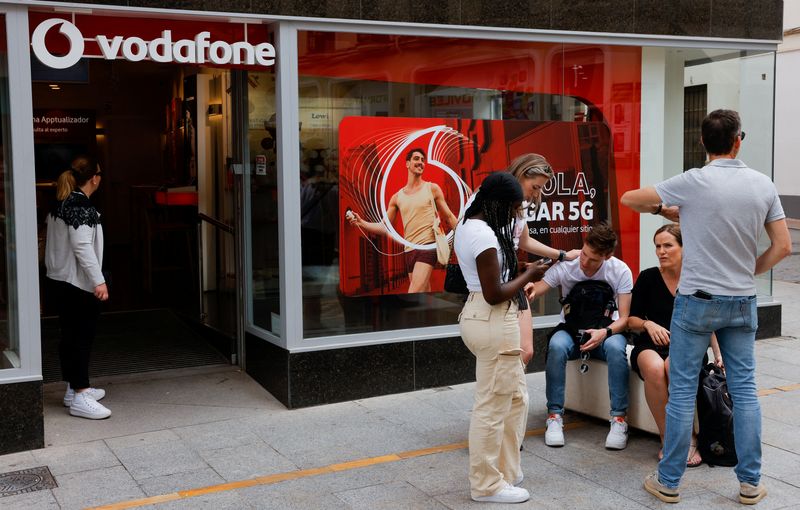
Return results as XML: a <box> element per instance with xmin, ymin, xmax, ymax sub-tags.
<box><xmin>31</xmin><ymin>19</ymin><xmax>85</xmax><ymax>69</ymax></box>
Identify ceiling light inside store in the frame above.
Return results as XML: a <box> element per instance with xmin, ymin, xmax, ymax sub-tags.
<box><xmin>48</xmin><ymin>84</ymin><xmax>60</xmax><ymax>90</ymax></box>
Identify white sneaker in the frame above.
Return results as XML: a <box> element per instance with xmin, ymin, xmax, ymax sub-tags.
<box><xmin>472</xmin><ymin>484</ymin><xmax>530</xmax><ymax>503</ymax></box>
<box><xmin>545</xmin><ymin>414</ymin><xmax>565</xmax><ymax>447</ymax></box>
<box><xmin>63</xmin><ymin>384</ymin><xmax>106</xmax><ymax>407</ymax></box>
<box><xmin>69</xmin><ymin>391</ymin><xmax>111</xmax><ymax>420</ymax></box>
<box><xmin>605</xmin><ymin>417</ymin><xmax>628</xmax><ymax>450</ymax></box>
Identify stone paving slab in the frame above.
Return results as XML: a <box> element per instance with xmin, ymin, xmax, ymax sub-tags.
<box><xmin>0</xmin><ymin>488</ymin><xmax>61</xmax><ymax>510</ymax></box>
<box><xmin>136</xmin><ymin>467</ymin><xmax>226</xmax><ymax>497</ymax></box>
<box><xmin>51</xmin><ymin>465</ymin><xmax>145</xmax><ymax>509</ymax></box>
<box><xmin>29</xmin><ymin>440</ymin><xmax>119</xmax><ymax>476</ymax></box>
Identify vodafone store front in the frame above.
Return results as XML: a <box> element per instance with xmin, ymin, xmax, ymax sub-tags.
<box><xmin>0</xmin><ymin>2</ymin><xmax>782</xmax><ymax>453</ymax></box>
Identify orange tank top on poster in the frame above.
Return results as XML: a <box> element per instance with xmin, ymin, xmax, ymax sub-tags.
<box><xmin>395</xmin><ymin>182</ymin><xmax>436</xmax><ymax>251</ymax></box>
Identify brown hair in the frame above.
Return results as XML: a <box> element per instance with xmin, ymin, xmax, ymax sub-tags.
<box><xmin>654</xmin><ymin>223</ymin><xmax>682</xmax><ymax>246</ymax></box>
<box><xmin>55</xmin><ymin>156</ymin><xmax>98</xmax><ymax>201</ymax></box>
<box><xmin>585</xmin><ymin>222</ymin><xmax>617</xmax><ymax>256</ymax></box>
<box><xmin>507</xmin><ymin>153</ymin><xmax>553</xmax><ymax>211</ymax></box>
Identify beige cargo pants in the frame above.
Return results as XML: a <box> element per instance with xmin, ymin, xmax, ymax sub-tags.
<box><xmin>459</xmin><ymin>292</ymin><xmax>529</xmax><ymax>499</ymax></box>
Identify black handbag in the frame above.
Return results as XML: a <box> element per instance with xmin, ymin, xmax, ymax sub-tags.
<box><xmin>444</xmin><ymin>263</ymin><xmax>469</xmax><ymax>294</ymax></box>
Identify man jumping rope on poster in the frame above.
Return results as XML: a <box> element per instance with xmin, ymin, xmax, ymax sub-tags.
<box><xmin>347</xmin><ymin>148</ymin><xmax>459</xmax><ymax>293</ymax></box>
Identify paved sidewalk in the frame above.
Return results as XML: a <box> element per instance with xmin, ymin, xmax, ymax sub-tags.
<box><xmin>2</xmin><ymin>282</ymin><xmax>800</xmax><ymax>509</ymax></box>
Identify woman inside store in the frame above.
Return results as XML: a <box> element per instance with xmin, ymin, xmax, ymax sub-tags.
<box><xmin>45</xmin><ymin>155</ymin><xmax>111</xmax><ymax>420</ymax></box>
<box><xmin>628</xmin><ymin>223</ymin><xmax>723</xmax><ymax>466</ymax></box>
<box><xmin>454</xmin><ymin>172</ymin><xmax>549</xmax><ymax>504</ymax></box>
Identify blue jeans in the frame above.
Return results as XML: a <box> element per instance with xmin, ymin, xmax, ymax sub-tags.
<box><xmin>545</xmin><ymin>329</ymin><xmax>629</xmax><ymax>416</ymax></box>
<box><xmin>659</xmin><ymin>293</ymin><xmax>761</xmax><ymax>489</ymax></box>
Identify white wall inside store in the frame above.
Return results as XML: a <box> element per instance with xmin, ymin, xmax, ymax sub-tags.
<box><xmin>639</xmin><ymin>47</ymin><xmax>684</xmax><ymax>271</ymax></box>
<box><xmin>775</xmin><ymin>2</ymin><xmax>800</xmax><ymax>202</ymax></box>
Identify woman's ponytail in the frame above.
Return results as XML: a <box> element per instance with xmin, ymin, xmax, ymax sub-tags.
<box><xmin>55</xmin><ymin>170</ymin><xmax>76</xmax><ymax>201</ymax></box>
<box><xmin>55</xmin><ymin>155</ymin><xmax>97</xmax><ymax>200</ymax></box>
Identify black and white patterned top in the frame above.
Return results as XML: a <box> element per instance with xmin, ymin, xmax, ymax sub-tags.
<box><xmin>45</xmin><ymin>190</ymin><xmax>105</xmax><ymax>293</ymax></box>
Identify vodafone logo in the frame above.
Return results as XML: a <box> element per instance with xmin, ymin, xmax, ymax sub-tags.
<box><xmin>31</xmin><ymin>19</ymin><xmax>85</xmax><ymax>69</ymax></box>
<box><xmin>31</xmin><ymin>19</ymin><xmax>276</xmax><ymax>69</ymax></box>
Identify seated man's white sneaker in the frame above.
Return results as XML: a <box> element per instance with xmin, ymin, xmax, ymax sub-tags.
<box><xmin>472</xmin><ymin>484</ymin><xmax>530</xmax><ymax>504</ymax></box>
<box><xmin>545</xmin><ymin>414</ymin><xmax>565</xmax><ymax>447</ymax></box>
<box><xmin>63</xmin><ymin>384</ymin><xmax>106</xmax><ymax>407</ymax></box>
<box><xmin>605</xmin><ymin>417</ymin><xmax>628</xmax><ymax>450</ymax></box>
<box><xmin>69</xmin><ymin>391</ymin><xmax>111</xmax><ymax>420</ymax></box>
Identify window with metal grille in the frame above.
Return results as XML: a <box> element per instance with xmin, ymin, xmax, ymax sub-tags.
<box><xmin>684</xmin><ymin>84</ymin><xmax>707</xmax><ymax>171</ymax></box>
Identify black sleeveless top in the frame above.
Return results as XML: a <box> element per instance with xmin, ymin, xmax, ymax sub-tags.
<box><xmin>630</xmin><ymin>267</ymin><xmax>675</xmax><ymax>352</ymax></box>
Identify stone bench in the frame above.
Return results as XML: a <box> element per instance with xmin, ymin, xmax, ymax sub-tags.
<box><xmin>564</xmin><ymin>345</ymin><xmax>712</xmax><ymax>435</ymax></box>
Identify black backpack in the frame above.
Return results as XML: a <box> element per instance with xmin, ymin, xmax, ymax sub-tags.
<box><xmin>696</xmin><ymin>363</ymin><xmax>738</xmax><ymax>467</ymax></box>
<box><xmin>558</xmin><ymin>280</ymin><xmax>617</xmax><ymax>340</ymax></box>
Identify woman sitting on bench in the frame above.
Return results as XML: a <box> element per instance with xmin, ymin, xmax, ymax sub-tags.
<box><xmin>628</xmin><ymin>224</ymin><xmax>723</xmax><ymax>467</ymax></box>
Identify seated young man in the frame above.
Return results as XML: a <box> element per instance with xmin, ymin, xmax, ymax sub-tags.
<box><xmin>532</xmin><ymin>223</ymin><xmax>633</xmax><ymax>449</ymax></box>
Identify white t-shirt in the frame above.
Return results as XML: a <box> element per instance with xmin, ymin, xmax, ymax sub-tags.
<box><xmin>454</xmin><ymin>218</ymin><xmax>509</xmax><ymax>292</ymax></box>
<box><xmin>463</xmin><ymin>191</ymin><xmax>527</xmax><ymax>249</ymax></box>
<box><xmin>542</xmin><ymin>256</ymin><xmax>633</xmax><ymax>321</ymax></box>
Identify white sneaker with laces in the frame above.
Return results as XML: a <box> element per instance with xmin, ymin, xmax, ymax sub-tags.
<box><xmin>605</xmin><ymin>417</ymin><xmax>628</xmax><ymax>450</ymax></box>
<box><xmin>69</xmin><ymin>391</ymin><xmax>111</xmax><ymax>420</ymax></box>
<box><xmin>63</xmin><ymin>384</ymin><xmax>106</xmax><ymax>407</ymax></box>
<box><xmin>545</xmin><ymin>414</ymin><xmax>565</xmax><ymax>447</ymax></box>
<box><xmin>472</xmin><ymin>484</ymin><xmax>530</xmax><ymax>504</ymax></box>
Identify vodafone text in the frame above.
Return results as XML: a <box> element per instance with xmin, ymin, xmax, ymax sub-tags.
<box><xmin>31</xmin><ymin>19</ymin><xmax>276</xmax><ymax>69</ymax></box>
<box><xmin>96</xmin><ymin>31</ymin><xmax>275</xmax><ymax>66</ymax></box>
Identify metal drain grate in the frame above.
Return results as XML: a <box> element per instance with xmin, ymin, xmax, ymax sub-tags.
<box><xmin>0</xmin><ymin>466</ymin><xmax>57</xmax><ymax>498</ymax></box>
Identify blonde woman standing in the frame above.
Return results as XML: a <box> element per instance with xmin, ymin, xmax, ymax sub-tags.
<box><xmin>506</xmin><ymin>154</ymin><xmax>581</xmax><ymax>365</ymax></box>
<box><xmin>45</xmin><ymin>156</ymin><xmax>111</xmax><ymax>420</ymax></box>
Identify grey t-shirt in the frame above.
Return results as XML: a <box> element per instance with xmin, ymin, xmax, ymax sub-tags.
<box><xmin>654</xmin><ymin>158</ymin><xmax>785</xmax><ymax>296</ymax></box>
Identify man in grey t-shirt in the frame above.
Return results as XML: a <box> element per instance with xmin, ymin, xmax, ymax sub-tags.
<box><xmin>621</xmin><ymin>109</ymin><xmax>791</xmax><ymax>505</ymax></box>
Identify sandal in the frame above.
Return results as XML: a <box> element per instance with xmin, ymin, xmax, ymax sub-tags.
<box><xmin>686</xmin><ymin>442</ymin><xmax>702</xmax><ymax>468</ymax></box>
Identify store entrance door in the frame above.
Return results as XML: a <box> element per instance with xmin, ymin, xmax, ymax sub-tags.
<box><xmin>35</xmin><ymin>59</ymin><xmax>243</xmax><ymax>381</ymax></box>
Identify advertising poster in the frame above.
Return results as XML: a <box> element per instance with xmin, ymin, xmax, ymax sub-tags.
<box><xmin>339</xmin><ymin>116</ymin><xmax>620</xmax><ymax>297</ymax></box>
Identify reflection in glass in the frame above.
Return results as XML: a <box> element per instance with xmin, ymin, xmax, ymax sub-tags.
<box><xmin>247</xmin><ymin>70</ymin><xmax>281</xmax><ymax>335</ymax></box>
<box><xmin>0</xmin><ymin>15</ymin><xmax>18</xmax><ymax>369</ymax></box>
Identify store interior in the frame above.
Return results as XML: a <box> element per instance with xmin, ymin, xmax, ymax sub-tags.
<box><xmin>33</xmin><ymin>57</ymin><xmax>238</xmax><ymax>380</ymax></box>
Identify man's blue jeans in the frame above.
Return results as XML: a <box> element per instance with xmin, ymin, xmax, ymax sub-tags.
<box><xmin>659</xmin><ymin>293</ymin><xmax>761</xmax><ymax>488</ymax></box>
<box><xmin>545</xmin><ymin>329</ymin><xmax>629</xmax><ymax>416</ymax></box>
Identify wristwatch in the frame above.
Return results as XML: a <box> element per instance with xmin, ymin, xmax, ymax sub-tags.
<box><xmin>651</xmin><ymin>203</ymin><xmax>663</xmax><ymax>215</ymax></box>
<box><xmin>557</xmin><ymin>249</ymin><xmax>566</xmax><ymax>262</ymax></box>
<box><xmin>605</xmin><ymin>327</ymin><xmax>613</xmax><ymax>339</ymax></box>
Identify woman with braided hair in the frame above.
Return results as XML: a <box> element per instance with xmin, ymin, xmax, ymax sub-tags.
<box><xmin>454</xmin><ymin>172</ymin><xmax>549</xmax><ymax>504</ymax></box>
